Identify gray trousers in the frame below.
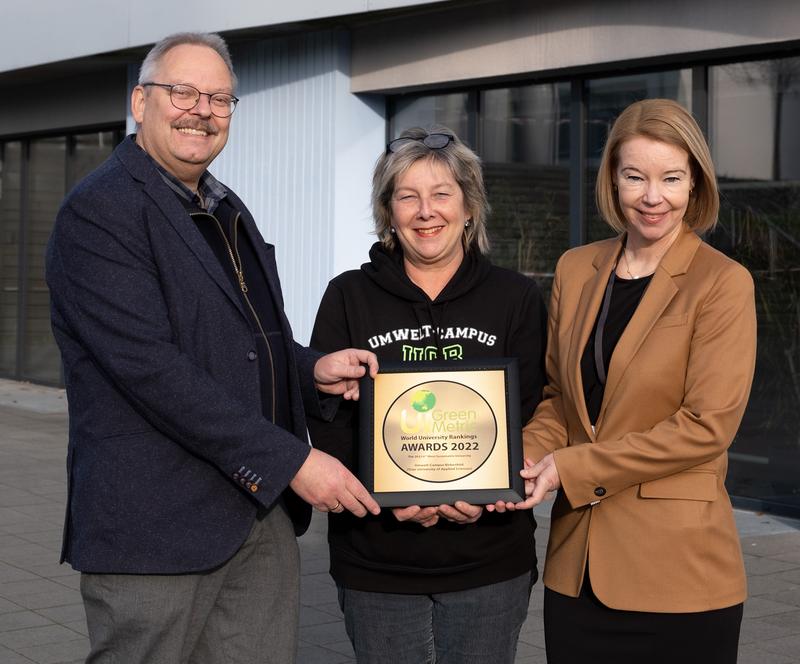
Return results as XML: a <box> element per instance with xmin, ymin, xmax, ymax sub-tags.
<box><xmin>80</xmin><ymin>504</ymin><xmax>300</xmax><ymax>664</ymax></box>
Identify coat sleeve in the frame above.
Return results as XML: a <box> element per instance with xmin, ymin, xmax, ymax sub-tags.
<box><xmin>292</xmin><ymin>340</ymin><xmax>340</xmax><ymax>422</ymax></box>
<box><xmin>307</xmin><ymin>282</ymin><xmax>359</xmax><ymax>469</ymax></box>
<box><xmin>522</xmin><ymin>256</ymin><xmax>571</xmax><ymax>460</ymax></box>
<box><xmin>46</xmin><ymin>190</ymin><xmax>311</xmax><ymax>509</ymax></box>
<box><xmin>555</xmin><ymin>262</ymin><xmax>756</xmax><ymax>509</ymax></box>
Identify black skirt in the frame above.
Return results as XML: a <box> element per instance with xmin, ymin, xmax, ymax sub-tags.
<box><xmin>544</xmin><ymin>570</ymin><xmax>743</xmax><ymax>664</ymax></box>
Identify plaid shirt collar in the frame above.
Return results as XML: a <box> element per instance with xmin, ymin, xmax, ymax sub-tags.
<box><xmin>156</xmin><ymin>165</ymin><xmax>227</xmax><ymax>215</ymax></box>
<box><xmin>135</xmin><ymin>138</ymin><xmax>228</xmax><ymax>214</ymax></box>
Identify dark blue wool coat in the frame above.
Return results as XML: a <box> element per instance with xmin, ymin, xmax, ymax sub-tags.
<box><xmin>46</xmin><ymin>136</ymin><xmax>326</xmax><ymax>574</ymax></box>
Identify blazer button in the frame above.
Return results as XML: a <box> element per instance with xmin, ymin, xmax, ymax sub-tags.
<box><xmin>594</xmin><ymin>487</ymin><xmax>606</xmax><ymax>497</ymax></box>
<box><xmin>247</xmin><ymin>350</ymin><xmax>257</xmax><ymax>361</ymax></box>
<box><xmin>233</xmin><ymin>472</ymin><xmax>240</xmax><ymax>480</ymax></box>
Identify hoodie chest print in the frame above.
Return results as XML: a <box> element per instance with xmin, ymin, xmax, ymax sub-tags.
<box><xmin>367</xmin><ymin>325</ymin><xmax>498</xmax><ymax>361</ymax></box>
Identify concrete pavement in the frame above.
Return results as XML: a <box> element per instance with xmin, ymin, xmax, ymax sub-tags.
<box><xmin>1</xmin><ymin>379</ymin><xmax>799</xmax><ymax>663</ymax></box>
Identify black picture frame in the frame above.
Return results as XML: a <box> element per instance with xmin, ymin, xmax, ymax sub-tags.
<box><xmin>358</xmin><ymin>359</ymin><xmax>524</xmax><ymax>507</ymax></box>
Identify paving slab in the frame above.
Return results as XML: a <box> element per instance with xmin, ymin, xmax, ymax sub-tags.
<box><xmin>1</xmin><ymin>379</ymin><xmax>799</xmax><ymax>663</ymax></box>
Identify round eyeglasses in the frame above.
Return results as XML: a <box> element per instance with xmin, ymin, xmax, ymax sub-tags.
<box><xmin>141</xmin><ymin>82</ymin><xmax>239</xmax><ymax>118</ymax></box>
<box><xmin>386</xmin><ymin>133</ymin><xmax>454</xmax><ymax>153</ymax></box>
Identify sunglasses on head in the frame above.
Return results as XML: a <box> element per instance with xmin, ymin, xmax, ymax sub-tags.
<box><xmin>386</xmin><ymin>133</ymin><xmax>455</xmax><ymax>153</ymax></box>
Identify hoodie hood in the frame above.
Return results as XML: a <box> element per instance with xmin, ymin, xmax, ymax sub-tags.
<box><xmin>361</xmin><ymin>242</ymin><xmax>492</xmax><ymax>304</ymax></box>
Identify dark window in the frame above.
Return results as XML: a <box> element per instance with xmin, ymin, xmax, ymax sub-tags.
<box><xmin>708</xmin><ymin>56</ymin><xmax>800</xmax><ymax>514</ymax></box>
<box><xmin>480</xmin><ymin>83</ymin><xmax>571</xmax><ymax>292</ymax></box>
<box><xmin>0</xmin><ymin>141</ymin><xmax>22</xmax><ymax>376</ymax></box>
<box><xmin>0</xmin><ymin>128</ymin><xmax>123</xmax><ymax>385</ymax></box>
<box><xmin>386</xmin><ymin>53</ymin><xmax>800</xmax><ymax>516</ymax></box>
<box><xmin>585</xmin><ymin>70</ymin><xmax>692</xmax><ymax>243</ymax></box>
<box><xmin>22</xmin><ymin>136</ymin><xmax>66</xmax><ymax>384</ymax></box>
<box><xmin>391</xmin><ymin>92</ymin><xmax>473</xmax><ymax>146</ymax></box>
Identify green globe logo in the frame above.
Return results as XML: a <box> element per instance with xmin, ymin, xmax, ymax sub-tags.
<box><xmin>410</xmin><ymin>389</ymin><xmax>436</xmax><ymax>412</ymax></box>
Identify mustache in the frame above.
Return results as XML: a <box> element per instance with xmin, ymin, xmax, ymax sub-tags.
<box><xmin>171</xmin><ymin>120</ymin><xmax>218</xmax><ymax>135</ymax></box>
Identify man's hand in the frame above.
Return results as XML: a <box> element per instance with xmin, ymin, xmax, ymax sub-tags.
<box><xmin>290</xmin><ymin>448</ymin><xmax>380</xmax><ymax>517</ymax></box>
<box><xmin>314</xmin><ymin>349</ymin><xmax>379</xmax><ymax>400</ymax></box>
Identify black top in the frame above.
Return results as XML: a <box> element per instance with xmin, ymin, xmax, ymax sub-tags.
<box><xmin>581</xmin><ymin>272</ymin><xmax>652</xmax><ymax>424</ymax></box>
<box><xmin>308</xmin><ymin>243</ymin><xmax>547</xmax><ymax>594</ymax></box>
<box><xmin>182</xmin><ymin>195</ymin><xmax>292</xmax><ymax>431</ymax></box>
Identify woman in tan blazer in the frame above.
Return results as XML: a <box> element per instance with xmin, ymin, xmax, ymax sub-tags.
<box><xmin>512</xmin><ymin>99</ymin><xmax>756</xmax><ymax>663</ymax></box>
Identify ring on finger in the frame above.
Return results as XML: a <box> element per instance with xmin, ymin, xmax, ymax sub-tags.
<box><xmin>329</xmin><ymin>500</ymin><xmax>342</xmax><ymax>512</ymax></box>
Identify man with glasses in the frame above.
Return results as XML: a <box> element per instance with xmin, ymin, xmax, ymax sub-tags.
<box><xmin>46</xmin><ymin>32</ymin><xmax>380</xmax><ymax>663</ymax></box>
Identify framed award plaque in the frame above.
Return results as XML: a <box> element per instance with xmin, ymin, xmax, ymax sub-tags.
<box><xmin>358</xmin><ymin>359</ymin><xmax>524</xmax><ymax>507</ymax></box>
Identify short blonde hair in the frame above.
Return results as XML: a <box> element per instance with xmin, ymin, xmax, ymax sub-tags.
<box><xmin>372</xmin><ymin>126</ymin><xmax>490</xmax><ymax>254</ymax></box>
<box><xmin>596</xmin><ymin>99</ymin><xmax>719</xmax><ymax>234</ymax></box>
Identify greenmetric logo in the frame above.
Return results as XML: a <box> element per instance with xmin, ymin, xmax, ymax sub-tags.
<box><xmin>410</xmin><ymin>389</ymin><xmax>436</xmax><ymax>412</ymax></box>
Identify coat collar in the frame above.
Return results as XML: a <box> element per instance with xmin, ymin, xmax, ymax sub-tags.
<box><xmin>594</xmin><ymin>228</ymin><xmax>701</xmax><ymax>276</ymax></box>
<box><xmin>573</xmin><ymin>229</ymin><xmax>702</xmax><ymax>437</ymax></box>
<box><xmin>114</xmin><ymin>136</ymin><xmax>248</xmax><ymax>318</ymax></box>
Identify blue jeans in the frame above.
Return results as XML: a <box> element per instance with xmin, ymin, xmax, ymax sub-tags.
<box><xmin>337</xmin><ymin>572</ymin><xmax>533</xmax><ymax>664</ymax></box>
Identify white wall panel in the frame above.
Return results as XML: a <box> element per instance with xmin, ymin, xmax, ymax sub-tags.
<box><xmin>210</xmin><ymin>30</ymin><xmax>384</xmax><ymax>344</ymax></box>
<box><xmin>0</xmin><ymin>1</ymin><xmax>448</xmax><ymax>74</ymax></box>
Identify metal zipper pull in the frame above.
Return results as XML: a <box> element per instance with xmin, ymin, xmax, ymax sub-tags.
<box><xmin>237</xmin><ymin>270</ymin><xmax>249</xmax><ymax>293</ymax></box>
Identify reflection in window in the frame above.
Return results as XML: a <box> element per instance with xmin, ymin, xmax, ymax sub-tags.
<box><xmin>0</xmin><ymin>142</ymin><xmax>21</xmax><ymax>375</ymax></box>
<box><xmin>709</xmin><ymin>57</ymin><xmax>800</xmax><ymax>512</ymax></box>
<box><xmin>23</xmin><ymin>136</ymin><xmax>66</xmax><ymax>385</ymax></box>
<box><xmin>391</xmin><ymin>93</ymin><xmax>471</xmax><ymax>146</ymax></box>
<box><xmin>586</xmin><ymin>70</ymin><xmax>692</xmax><ymax>242</ymax></box>
<box><xmin>70</xmin><ymin>131</ymin><xmax>115</xmax><ymax>187</ymax></box>
<box><xmin>385</xmin><ymin>58</ymin><xmax>800</xmax><ymax>516</ymax></box>
<box><xmin>0</xmin><ymin>130</ymin><xmax>118</xmax><ymax>385</ymax></box>
<box><xmin>481</xmin><ymin>84</ymin><xmax>570</xmax><ymax>293</ymax></box>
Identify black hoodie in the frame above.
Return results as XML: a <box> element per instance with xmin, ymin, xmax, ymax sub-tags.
<box><xmin>308</xmin><ymin>243</ymin><xmax>547</xmax><ymax>594</ymax></box>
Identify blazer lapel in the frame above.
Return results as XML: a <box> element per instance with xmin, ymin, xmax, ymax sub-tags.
<box><xmin>596</xmin><ymin>230</ymin><xmax>702</xmax><ymax>428</ymax></box>
<box><xmin>567</xmin><ymin>236</ymin><xmax>623</xmax><ymax>440</ymax></box>
<box><xmin>117</xmin><ymin>139</ymin><xmax>246</xmax><ymax>317</ymax></box>
<box><xmin>154</xmin><ymin>189</ymin><xmax>247</xmax><ymax>318</ymax></box>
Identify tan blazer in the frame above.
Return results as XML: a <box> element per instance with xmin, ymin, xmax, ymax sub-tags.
<box><xmin>523</xmin><ymin>229</ymin><xmax>756</xmax><ymax>613</ymax></box>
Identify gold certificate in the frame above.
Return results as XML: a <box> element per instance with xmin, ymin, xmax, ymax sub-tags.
<box><xmin>359</xmin><ymin>360</ymin><xmax>524</xmax><ymax>506</ymax></box>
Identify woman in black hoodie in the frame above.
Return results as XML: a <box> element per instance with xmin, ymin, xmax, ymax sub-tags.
<box><xmin>308</xmin><ymin>127</ymin><xmax>547</xmax><ymax>663</ymax></box>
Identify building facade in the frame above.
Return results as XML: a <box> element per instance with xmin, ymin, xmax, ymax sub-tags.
<box><xmin>1</xmin><ymin>0</ymin><xmax>798</xmax><ymax>514</ymax></box>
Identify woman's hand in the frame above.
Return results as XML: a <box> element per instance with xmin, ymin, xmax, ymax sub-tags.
<box><xmin>392</xmin><ymin>505</ymin><xmax>439</xmax><ymax>528</ymax></box>
<box><xmin>519</xmin><ymin>453</ymin><xmax>561</xmax><ymax>508</ymax></box>
<box><xmin>391</xmin><ymin>501</ymin><xmax>483</xmax><ymax>527</ymax></box>
<box><xmin>437</xmin><ymin>501</ymin><xmax>483</xmax><ymax>524</ymax></box>
<box><xmin>487</xmin><ymin>455</ymin><xmax>561</xmax><ymax>512</ymax></box>
<box><xmin>487</xmin><ymin>457</ymin><xmax>536</xmax><ymax>512</ymax></box>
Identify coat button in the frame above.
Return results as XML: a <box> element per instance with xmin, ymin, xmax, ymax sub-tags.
<box><xmin>247</xmin><ymin>350</ymin><xmax>257</xmax><ymax>361</ymax></box>
<box><xmin>594</xmin><ymin>487</ymin><xmax>606</xmax><ymax>497</ymax></box>
<box><xmin>233</xmin><ymin>472</ymin><xmax>240</xmax><ymax>480</ymax></box>
<box><xmin>250</xmin><ymin>484</ymin><xmax>259</xmax><ymax>493</ymax></box>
